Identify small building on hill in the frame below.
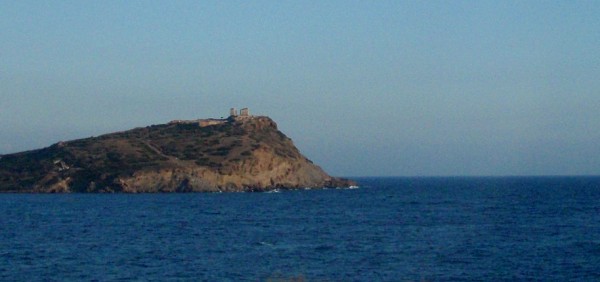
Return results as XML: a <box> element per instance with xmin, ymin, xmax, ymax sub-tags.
<box><xmin>199</xmin><ymin>119</ymin><xmax>227</xmax><ymax>127</ymax></box>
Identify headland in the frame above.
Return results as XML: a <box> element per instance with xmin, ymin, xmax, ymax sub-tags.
<box><xmin>0</xmin><ymin>108</ymin><xmax>355</xmax><ymax>193</ymax></box>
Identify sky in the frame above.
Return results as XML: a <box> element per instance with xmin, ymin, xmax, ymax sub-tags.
<box><xmin>1</xmin><ymin>1</ymin><xmax>600</xmax><ymax>177</ymax></box>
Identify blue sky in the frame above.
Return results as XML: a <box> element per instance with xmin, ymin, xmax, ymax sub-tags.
<box><xmin>1</xmin><ymin>1</ymin><xmax>599</xmax><ymax>176</ymax></box>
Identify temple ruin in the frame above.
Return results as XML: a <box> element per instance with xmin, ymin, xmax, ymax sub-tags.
<box><xmin>229</xmin><ymin>107</ymin><xmax>250</xmax><ymax>117</ymax></box>
<box><xmin>240</xmin><ymin>108</ymin><xmax>250</xmax><ymax>116</ymax></box>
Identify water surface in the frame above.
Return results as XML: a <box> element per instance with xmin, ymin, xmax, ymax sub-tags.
<box><xmin>1</xmin><ymin>177</ymin><xmax>599</xmax><ymax>280</ymax></box>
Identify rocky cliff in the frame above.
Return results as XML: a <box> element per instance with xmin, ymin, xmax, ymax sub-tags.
<box><xmin>0</xmin><ymin>116</ymin><xmax>355</xmax><ymax>193</ymax></box>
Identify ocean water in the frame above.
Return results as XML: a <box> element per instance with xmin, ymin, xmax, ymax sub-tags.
<box><xmin>1</xmin><ymin>177</ymin><xmax>600</xmax><ymax>281</ymax></box>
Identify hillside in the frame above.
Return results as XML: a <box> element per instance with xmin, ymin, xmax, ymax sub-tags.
<box><xmin>0</xmin><ymin>116</ymin><xmax>355</xmax><ymax>192</ymax></box>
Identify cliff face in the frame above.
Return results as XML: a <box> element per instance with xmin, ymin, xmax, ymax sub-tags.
<box><xmin>0</xmin><ymin>116</ymin><xmax>355</xmax><ymax>193</ymax></box>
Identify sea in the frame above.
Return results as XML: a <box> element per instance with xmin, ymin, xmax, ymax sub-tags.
<box><xmin>1</xmin><ymin>177</ymin><xmax>599</xmax><ymax>281</ymax></box>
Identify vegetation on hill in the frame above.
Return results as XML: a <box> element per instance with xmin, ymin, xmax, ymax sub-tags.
<box><xmin>0</xmin><ymin>116</ymin><xmax>354</xmax><ymax>192</ymax></box>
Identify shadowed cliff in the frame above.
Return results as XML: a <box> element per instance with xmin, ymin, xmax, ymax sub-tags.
<box><xmin>0</xmin><ymin>116</ymin><xmax>355</xmax><ymax>193</ymax></box>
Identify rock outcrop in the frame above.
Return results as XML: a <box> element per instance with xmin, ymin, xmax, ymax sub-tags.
<box><xmin>0</xmin><ymin>116</ymin><xmax>355</xmax><ymax>193</ymax></box>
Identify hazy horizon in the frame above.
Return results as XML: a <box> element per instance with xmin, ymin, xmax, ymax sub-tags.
<box><xmin>2</xmin><ymin>1</ymin><xmax>599</xmax><ymax>177</ymax></box>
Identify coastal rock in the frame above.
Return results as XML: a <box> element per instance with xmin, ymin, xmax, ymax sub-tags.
<box><xmin>0</xmin><ymin>115</ymin><xmax>355</xmax><ymax>193</ymax></box>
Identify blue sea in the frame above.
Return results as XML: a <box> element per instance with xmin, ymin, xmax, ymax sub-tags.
<box><xmin>1</xmin><ymin>177</ymin><xmax>600</xmax><ymax>281</ymax></box>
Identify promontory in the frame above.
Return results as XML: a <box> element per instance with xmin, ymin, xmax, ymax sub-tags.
<box><xmin>0</xmin><ymin>110</ymin><xmax>355</xmax><ymax>193</ymax></box>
